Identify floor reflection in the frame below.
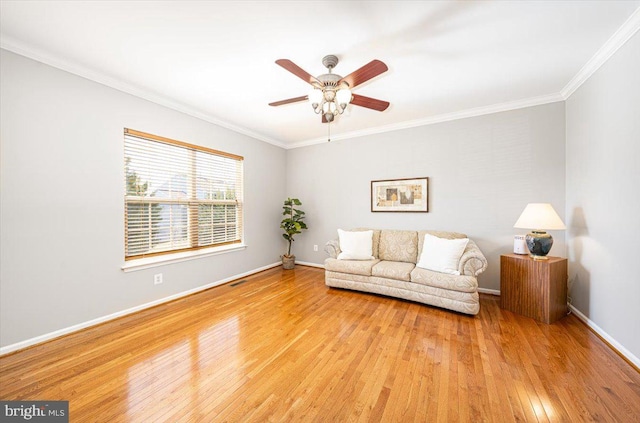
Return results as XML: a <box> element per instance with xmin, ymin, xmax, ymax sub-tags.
<box><xmin>126</xmin><ymin>316</ymin><xmax>239</xmax><ymax>421</ymax></box>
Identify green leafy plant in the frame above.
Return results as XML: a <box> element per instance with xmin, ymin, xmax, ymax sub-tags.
<box><xmin>281</xmin><ymin>197</ymin><xmax>308</xmax><ymax>257</ymax></box>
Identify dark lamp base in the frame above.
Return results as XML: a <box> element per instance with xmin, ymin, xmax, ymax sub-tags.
<box><xmin>530</xmin><ymin>254</ymin><xmax>549</xmax><ymax>261</ymax></box>
<box><xmin>525</xmin><ymin>230</ymin><xmax>553</xmax><ymax>259</ymax></box>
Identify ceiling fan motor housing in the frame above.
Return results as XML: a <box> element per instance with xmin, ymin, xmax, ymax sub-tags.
<box><xmin>316</xmin><ymin>74</ymin><xmax>341</xmax><ymax>101</ymax></box>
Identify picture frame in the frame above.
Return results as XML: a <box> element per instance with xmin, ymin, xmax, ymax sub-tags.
<box><xmin>371</xmin><ymin>177</ymin><xmax>429</xmax><ymax>212</ymax></box>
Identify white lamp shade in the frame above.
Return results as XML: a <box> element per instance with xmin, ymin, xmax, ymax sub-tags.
<box><xmin>336</xmin><ymin>88</ymin><xmax>352</xmax><ymax>105</ymax></box>
<box><xmin>308</xmin><ymin>88</ymin><xmax>323</xmax><ymax>104</ymax></box>
<box><xmin>513</xmin><ymin>203</ymin><xmax>566</xmax><ymax>230</ymax></box>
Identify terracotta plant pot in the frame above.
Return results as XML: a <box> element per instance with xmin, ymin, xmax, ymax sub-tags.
<box><xmin>281</xmin><ymin>255</ymin><xmax>295</xmax><ymax>270</ymax></box>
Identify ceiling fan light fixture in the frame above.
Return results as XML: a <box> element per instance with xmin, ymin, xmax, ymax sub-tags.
<box><xmin>323</xmin><ymin>89</ymin><xmax>336</xmax><ymax>102</ymax></box>
<box><xmin>322</xmin><ymin>101</ymin><xmax>337</xmax><ymax>113</ymax></box>
<box><xmin>336</xmin><ymin>87</ymin><xmax>352</xmax><ymax>106</ymax></box>
<box><xmin>308</xmin><ymin>88</ymin><xmax>323</xmax><ymax>104</ymax></box>
<box><xmin>270</xmin><ymin>55</ymin><xmax>389</xmax><ymax>125</ymax></box>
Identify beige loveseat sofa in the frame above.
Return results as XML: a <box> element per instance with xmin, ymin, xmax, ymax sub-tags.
<box><xmin>324</xmin><ymin>229</ymin><xmax>488</xmax><ymax>315</ymax></box>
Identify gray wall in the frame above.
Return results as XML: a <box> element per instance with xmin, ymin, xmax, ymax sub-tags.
<box><xmin>566</xmin><ymin>32</ymin><xmax>640</xmax><ymax>360</ymax></box>
<box><xmin>286</xmin><ymin>102</ymin><xmax>567</xmax><ymax>291</ymax></box>
<box><xmin>4</xmin><ymin>34</ymin><xmax>637</xmax><ymax>366</ymax></box>
<box><xmin>0</xmin><ymin>50</ymin><xmax>286</xmax><ymax>348</ymax></box>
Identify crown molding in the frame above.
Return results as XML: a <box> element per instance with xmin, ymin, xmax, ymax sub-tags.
<box><xmin>561</xmin><ymin>6</ymin><xmax>640</xmax><ymax>99</ymax></box>
<box><xmin>0</xmin><ymin>38</ymin><xmax>287</xmax><ymax>149</ymax></box>
<box><xmin>287</xmin><ymin>93</ymin><xmax>564</xmax><ymax>149</ymax></box>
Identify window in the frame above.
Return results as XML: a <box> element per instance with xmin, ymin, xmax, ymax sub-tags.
<box><xmin>124</xmin><ymin>129</ymin><xmax>243</xmax><ymax>260</ymax></box>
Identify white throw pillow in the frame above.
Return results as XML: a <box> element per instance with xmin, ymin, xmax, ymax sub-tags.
<box><xmin>337</xmin><ymin>229</ymin><xmax>375</xmax><ymax>260</ymax></box>
<box><xmin>416</xmin><ymin>234</ymin><xmax>469</xmax><ymax>275</ymax></box>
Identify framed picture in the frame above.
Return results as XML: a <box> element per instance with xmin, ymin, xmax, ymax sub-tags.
<box><xmin>371</xmin><ymin>177</ymin><xmax>429</xmax><ymax>212</ymax></box>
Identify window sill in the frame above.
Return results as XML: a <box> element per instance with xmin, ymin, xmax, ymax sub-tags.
<box><xmin>121</xmin><ymin>244</ymin><xmax>247</xmax><ymax>272</ymax></box>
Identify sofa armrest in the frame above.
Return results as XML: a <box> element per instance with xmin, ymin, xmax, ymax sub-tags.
<box><xmin>458</xmin><ymin>240</ymin><xmax>488</xmax><ymax>277</ymax></box>
<box><xmin>324</xmin><ymin>239</ymin><xmax>340</xmax><ymax>259</ymax></box>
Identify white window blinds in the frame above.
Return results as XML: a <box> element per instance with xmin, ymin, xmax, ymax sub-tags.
<box><xmin>124</xmin><ymin>129</ymin><xmax>243</xmax><ymax>260</ymax></box>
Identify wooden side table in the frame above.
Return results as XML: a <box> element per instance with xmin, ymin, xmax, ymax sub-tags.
<box><xmin>500</xmin><ymin>253</ymin><xmax>568</xmax><ymax>323</ymax></box>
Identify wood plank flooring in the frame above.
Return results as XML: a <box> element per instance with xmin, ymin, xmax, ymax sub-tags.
<box><xmin>1</xmin><ymin>266</ymin><xmax>639</xmax><ymax>422</ymax></box>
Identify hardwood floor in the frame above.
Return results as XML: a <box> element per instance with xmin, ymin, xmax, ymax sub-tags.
<box><xmin>1</xmin><ymin>266</ymin><xmax>639</xmax><ymax>422</ymax></box>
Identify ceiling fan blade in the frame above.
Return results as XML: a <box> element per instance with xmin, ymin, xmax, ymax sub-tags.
<box><xmin>339</xmin><ymin>60</ymin><xmax>388</xmax><ymax>89</ymax></box>
<box><xmin>350</xmin><ymin>94</ymin><xmax>390</xmax><ymax>111</ymax></box>
<box><xmin>269</xmin><ymin>95</ymin><xmax>308</xmax><ymax>107</ymax></box>
<box><xmin>275</xmin><ymin>59</ymin><xmax>321</xmax><ymax>86</ymax></box>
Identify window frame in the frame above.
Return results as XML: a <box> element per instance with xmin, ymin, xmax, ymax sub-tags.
<box><xmin>123</xmin><ymin>128</ymin><xmax>244</xmax><ymax>263</ymax></box>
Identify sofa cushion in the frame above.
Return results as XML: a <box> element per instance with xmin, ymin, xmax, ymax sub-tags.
<box><xmin>372</xmin><ymin>261</ymin><xmax>415</xmax><ymax>282</ymax></box>
<box><xmin>410</xmin><ymin>266</ymin><xmax>478</xmax><ymax>293</ymax></box>
<box><xmin>337</xmin><ymin>229</ymin><xmax>375</xmax><ymax>260</ymax></box>
<box><xmin>416</xmin><ymin>234</ymin><xmax>469</xmax><ymax>275</ymax></box>
<box><xmin>325</xmin><ymin>258</ymin><xmax>380</xmax><ymax>276</ymax></box>
<box><xmin>378</xmin><ymin>230</ymin><xmax>418</xmax><ymax>263</ymax></box>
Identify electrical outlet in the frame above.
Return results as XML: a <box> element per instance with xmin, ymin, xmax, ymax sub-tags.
<box><xmin>313</xmin><ymin>244</ymin><xmax>318</xmax><ymax>252</ymax></box>
<box><xmin>154</xmin><ymin>273</ymin><xmax>163</xmax><ymax>285</ymax></box>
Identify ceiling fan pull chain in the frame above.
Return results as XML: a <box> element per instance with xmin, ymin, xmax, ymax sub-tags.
<box><xmin>328</xmin><ymin>121</ymin><xmax>331</xmax><ymax>142</ymax></box>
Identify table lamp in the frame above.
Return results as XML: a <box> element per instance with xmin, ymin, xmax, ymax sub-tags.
<box><xmin>513</xmin><ymin>203</ymin><xmax>566</xmax><ymax>260</ymax></box>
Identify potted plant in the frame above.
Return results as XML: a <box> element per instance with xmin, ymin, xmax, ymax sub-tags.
<box><xmin>280</xmin><ymin>197</ymin><xmax>308</xmax><ymax>269</ymax></box>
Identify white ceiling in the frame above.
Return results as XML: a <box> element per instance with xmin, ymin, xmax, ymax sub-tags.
<box><xmin>1</xmin><ymin>1</ymin><xmax>639</xmax><ymax>148</ymax></box>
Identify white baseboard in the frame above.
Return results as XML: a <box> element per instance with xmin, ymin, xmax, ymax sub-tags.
<box><xmin>568</xmin><ymin>304</ymin><xmax>640</xmax><ymax>370</ymax></box>
<box><xmin>295</xmin><ymin>261</ymin><xmax>325</xmax><ymax>269</ymax></box>
<box><xmin>0</xmin><ymin>262</ymin><xmax>281</xmax><ymax>356</ymax></box>
<box><xmin>478</xmin><ymin>288</ymin><xmax>500</xmax><ymax>296</ymax></box>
